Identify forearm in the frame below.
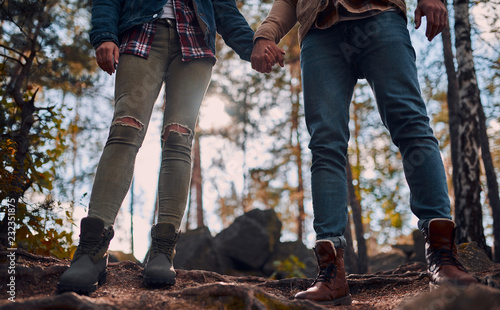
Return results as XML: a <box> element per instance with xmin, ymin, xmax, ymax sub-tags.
<box><xmin>213</xmin><ymin>0</ymin><xmax>255</xmax><ymax>61</ymax></box>
<box><xmin>254</xmin><ymin>0</ymin><xmax>297</xmax><ymax>44</ymax></box>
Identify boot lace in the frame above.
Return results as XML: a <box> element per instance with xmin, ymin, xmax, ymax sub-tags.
<box><xmin>75</xmin><ymin>228</ymin><xmax>113</xmax><ymax>258</ymax></box>
<box><xmin>78</xmin><ymin>239</ymin><xmax>98</xmax><ymax>256</ymax></box>
<box><xmin>151</xmin><ymin>237</ymin><xmax>177</xmax><ymax>259</ymax></box>
<box><xmin>428</xmin><ymin>248</ymin><xmax>466</xmax><ymax>272</ymax></box>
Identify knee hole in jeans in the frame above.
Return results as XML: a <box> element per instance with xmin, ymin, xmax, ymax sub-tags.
<box><xmin>161</xmin><ymin>123</ymin><xmax>192</xmax><ymax>141</ymax></box>
<box><xmin>112</xmin><ymin>116</ymin><xmax>144</xmax><ymax>130</ymax></box>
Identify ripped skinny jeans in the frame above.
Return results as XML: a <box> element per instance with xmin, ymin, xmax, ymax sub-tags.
<box><xmin>88</xmin><ymin>20</ymin><xmax>213</xmax><ymax>229</ymax></box>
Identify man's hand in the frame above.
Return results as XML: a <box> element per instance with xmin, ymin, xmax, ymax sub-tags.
<box><xmin>415</xmin><ymin>0</ymin><xmax>448</xmax><ymax>41</ymax></box>
<box><xmin>251</xmin><ymin>38</ymin><xmax>285</xmax><ymax>73</ymax></box>
<box><xmin>95</xmin><ymin>41</ymin><xmax>120</xmax><ymax>75</ymax></box>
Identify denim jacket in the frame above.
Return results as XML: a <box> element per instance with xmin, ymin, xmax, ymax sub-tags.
<box><xmin>89</xmin><ymin>0</ymin><xmax>254</xmax><ymax>61</ymax></box>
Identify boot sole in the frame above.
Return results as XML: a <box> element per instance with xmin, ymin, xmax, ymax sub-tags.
<box><xmin>57</xmin><ymin>272</ymin><xmax>107</xmax><ymax>295</ymax></box>
<box><xmin>313</xmin><ymin>294</ymin><xmax>352</xmax><ymax>306</ymax></box>
<box><xmin>143</xmin><ymin>276</ymin><xmax>176</xmax><ymax>287</ymax></box>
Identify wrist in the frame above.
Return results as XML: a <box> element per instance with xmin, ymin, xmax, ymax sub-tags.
<box><xmin>253</xmin><ymin>36</ymin><xmax>274</xmax><ymax>45</ymax></box>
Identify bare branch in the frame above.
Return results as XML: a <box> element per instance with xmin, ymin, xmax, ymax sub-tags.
<box><xmin>0</xmin><ymin>43</ymin><xmax>30</xmax><ymax>61</ymax></box>
<box><xmin>0</xmin><ymin>53</ymin><xmax>23</xmax><ymax>64</ymax></box>
<box><xmin>0</xmin><ymin>2</ymin><xmax>32</xmax><ymax>40</ymax></box>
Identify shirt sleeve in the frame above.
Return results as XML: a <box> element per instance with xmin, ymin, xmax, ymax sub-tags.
<box><xmin>213</xmin><ymin>0</ymin><xmax>255</xmax><ymax>62</ymax></box>
<box><xmin>254</xmin><ymin>0</ymin><xmax>298</xmax><ymax>44</ymax></box>
<box><xmin>89</xmin><ymin>0</ymin><xmax>123</xmax><ymax>48</ymax></box>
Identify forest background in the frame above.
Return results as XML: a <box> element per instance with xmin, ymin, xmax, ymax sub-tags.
<box><xmin>0</xmin><ymin>0</ymin><xmax>499</xmax><ymax>271</ymax></box>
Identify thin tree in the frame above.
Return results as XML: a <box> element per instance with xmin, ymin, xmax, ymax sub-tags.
<box><xmin>443</xmin><ymin>0</ymin><xmax>500</xmax><ymax>261</ymax></box>
<box><xmin>346</xmin><ymin>161</ymin><xmax>368</xmax><ymax>273</ymax></box>
<box><xmin>478</xmin><ymin>103</ymin><xmax>500</xmax><ymax>261</ymax></box>
<box><xmin>343</xmin><ymin>213</ymin><xmax>359</xmax><ymax>274</ymax></box>
<box><xmin>441</xmin><ymin>1</ymin><xmax>460</xmax><ymax>208</ymax></box>
<box><xmin>192</xmin><ymin>127</ymin><xmax>204</xmax><ymax>227</ymax></box>
<box><xmin>130</xmin><ymin>177</ymin><xmax>135</xmax><ymax>255</ymax></box>
<box><xmin>453</xmin><ymin>0</ymin><xmax>487</xmax><ymax>252</ymax></box>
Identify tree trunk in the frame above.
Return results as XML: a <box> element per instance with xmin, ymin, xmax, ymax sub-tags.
<box><xmin>478</xmin><ymin>104</ymin><xmax>500</xmax><ymax>262</ymax></box>
<box><xmin>289</xmin><ymin>62</ymin><xmax>305</xmax><ymax>242</ymax></box>
<box><xmin>185</xmin><ymin>187</ymin><xmax>192</xmax><ymax>231</ymax></box>
<box><xmin>441</xmin><ymin>7</ymin><xmax>460</xmax><ymax>212</ymax></box>
<box><xmin>453</xmin><ymin>0</ymin><xmax>487</xmax><ymax>253</ymax></box>
<box><xmin>0</xmin><ymin>21</ymin><xmax>40</xmax><ymax>246</ymax></box>
<box><xmin>346</xmin><ymin>161</ymin><xmax>368</xmax><ymax>273</ymax></box>
<box><xmin>343</xmin><ymin>213</ymin><xmax>359</xmax><ymax>274</ymax></box>
<box><xmin>130</xmin><ymin>178</ymin><xmax>135</xmax><ymax>255</ymax></box>
<box><xmin>192</xmin><ymin>129</ymin><xmax>204</xmax><ymax>227</ymax></box>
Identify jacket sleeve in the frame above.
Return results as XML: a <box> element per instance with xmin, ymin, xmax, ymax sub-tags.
<box><xmin>212</xmin><ymin>0</ymin><xmax>255</xmax><ymax>62</ymax></box>
<box><xmin>89</xmin><ymin>0</ymin><xmax>123</xmax><ymax>49</ymax></box>
<box><xmin>254</xmin><ymin>0</ymin><xmax>297</xmax><ymax>44</ymax></box>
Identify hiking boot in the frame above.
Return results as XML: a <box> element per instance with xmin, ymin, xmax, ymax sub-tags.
<box><xmin>294</xmin><ymin>240</ymin><xmax>352</xmax><ymax>305</ymax></box>
<box><xmin>422</xmin><ymin>219</ymin><xmax>478</xmax><ymax>289</ymax></box>
<box><xmin>143</xmin><ymin>223</ymin><xmax>180</xmax><ymax>286</ymax></box>
<box><xmin>57</xmin><ymin>217</ymin><xmax>114</xmax><ymax>294</ymax></box>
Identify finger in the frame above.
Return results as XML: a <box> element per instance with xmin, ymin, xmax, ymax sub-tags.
<box><xmin>268</xmin><ymin>45</ymin><xmax>285</xmax><ymax>67</ymax></box>
<box><xmin>277</xmin><ymin>53</ymin><xmax>284</xmax><ymax>67</ymax></box>
<box><xmin>107</xmin><ymin>49</ymin><xmax>115</xmax><ymax>74</ymax></box>
<box><xmin>265</xmin><ymin>63</ymin><xmax>272</xmax><ymax>74</ymax></box>
<box><xmin>113</xmin><ymin>46</ymin><xmax>120</xmax><ymax>73</ymax></box>
<box><xmin>415</xmin><ymin>7</ymin><xmax>422</xmax><ymax>29</ymax></box>
<box><xmin>426</xmin><ymin>12</ymin><xmax>435</xmax><ymax>40</ymax></box>
<box><xmin>256</xmin><ymin>58</ymin><xmax>267</xmax><ymax>73</ymax></box>
<box><xmin>96</xmin><ymin>54</ymin><xmax>110</xmax><ymax>74</ymax></box>
<box><xmin>251</xmin><ymin>57</ymin><xmax>258</xmax><ymax>71</ymax></box>
<box><xmin>437</xmin><ymin>10</ymin><xmax>448</xmax><ymax>35</ymax></box>
<box><xmin>98</xmin><ymin>51</ymin><xmax>111</xmax><ymax>74</ymax></box>
<box><xmin>265</xmin><ymin>53</ymin><xmax>274</xmax><ymax>66</ymax></box>
<box><xmin>265</xmin><ymin>46</ymin><xmax>279</xmax><ymax>64</ymax></box>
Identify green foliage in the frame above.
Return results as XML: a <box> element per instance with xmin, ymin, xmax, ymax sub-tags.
<box><xmin>0</xmin><ymin>0</ymin><xmax>99</xmax><ymax>257</ymax></box>
<box><xmin>0</xmin><ymin>76</ymin><xmax>67</xmax><ymax>195</ymax></box>
<box><xmin>12</xmin><ymin>197</ymin><xmax>76</xmax><ymax>259</ymax></box>
<box><xmin>270</xmin><ymin>255</ymin><xmax>306</xmax><ymax>279</ymax></box>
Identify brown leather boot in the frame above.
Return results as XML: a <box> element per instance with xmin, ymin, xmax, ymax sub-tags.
<box><xmin>294</xmin><ymin>240</ymin><xmax>351</xmax><ymax>305</ymax></box>
<box><xmin>423</xmin><ymin>219</ymin><xmax>478</xmax><ymax>289</ymax></box>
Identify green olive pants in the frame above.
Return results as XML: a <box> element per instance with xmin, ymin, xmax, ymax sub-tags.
<box><xmin>88</xmin><ymin>20</ymin><xmax>213</xmax><ymax>229</ymax></box>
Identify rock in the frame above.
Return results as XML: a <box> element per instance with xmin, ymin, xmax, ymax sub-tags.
<box><xmin>369</xmin><ymin>251</ymin><xmax>408</xmax><ymax>273</ymax></box>
<box><xmin>398</xmin><ymin>284</ymin><xmax>500</xmax><ymax>310</ymax></box>
<box><xmin>174</xmin><ymin>226</ymin><xmax>222</xmax><ymax>273</ymax></box>
<box><xmin>457</xmin><ymin>242</ymin><xmax>495</xmax><ymax>272</ymax></box>
<box><xmin>262</xmin><ymin>241</ymin><xmax>317</xmax><ymax>278</ymax></box>
<box><xmin>412</xmin><ymin>229</ymin><xmax>426</xmax><ymax>263</ymax></box>
<box><xmin>165</xmin><ymin>282</ymin><xmax>324</xmax><ymax>310</ymax></box>
<box><xmin>214</xmin><ymin>209</ymin><xmax>282</xmax><ymax>272</ymax></box>
<box><xmin>391</xmin><ymin>230</ymin><xmax>426</xmax><ymax>264</ymax></box>
<box><xmin>393</xmin><ymin>244</ymin><xmax>415</xmax><ymax>259</ymax></box>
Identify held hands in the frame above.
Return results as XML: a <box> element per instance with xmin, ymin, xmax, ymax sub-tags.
<box><xmin>415</xmin><ymin>0</ymin><xmax>448</xmax><ymax>41</ymax></box>
<box><xmin>95</xmin><ymin>41</ymin><xmax>120</xmax><ymax>75</ymax></box>
<box><xmin>251</xmin><ymin>38</ymin><xmax>285</xmax><ymax>73</ymax></box>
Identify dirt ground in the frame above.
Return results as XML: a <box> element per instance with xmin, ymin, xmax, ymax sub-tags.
<box><xmin>1</xmin><ymin>250</ymin><xmax>499</xmax><ymax>310</ymax></box>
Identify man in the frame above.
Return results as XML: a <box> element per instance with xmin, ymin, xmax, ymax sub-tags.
<box><xmin>57</xmin><ymin>0</ymin><xmax>254</xmax><ymax>294</ymax></box>
<box><xmin>251</xmin><ymin>0</ymin><xmax>477</xmax><ymax>305</ymax></box>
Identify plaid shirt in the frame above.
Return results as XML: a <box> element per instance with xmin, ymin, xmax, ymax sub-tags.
<box><xmin>119</xmin><ymin>0</ymin><xmax>215</xmax><ymax>62</ymax></box>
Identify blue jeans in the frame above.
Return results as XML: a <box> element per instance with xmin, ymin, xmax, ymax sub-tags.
<box><xmin>300</xmin><ymin>11</ymin><xmax>451</xmax><ymax>247</ymax></box>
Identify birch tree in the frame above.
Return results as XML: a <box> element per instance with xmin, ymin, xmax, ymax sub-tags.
<box><xmin>453</xmin><ymin>0</ymin><xmax>487</xmax><ymax>252</ymax></box>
